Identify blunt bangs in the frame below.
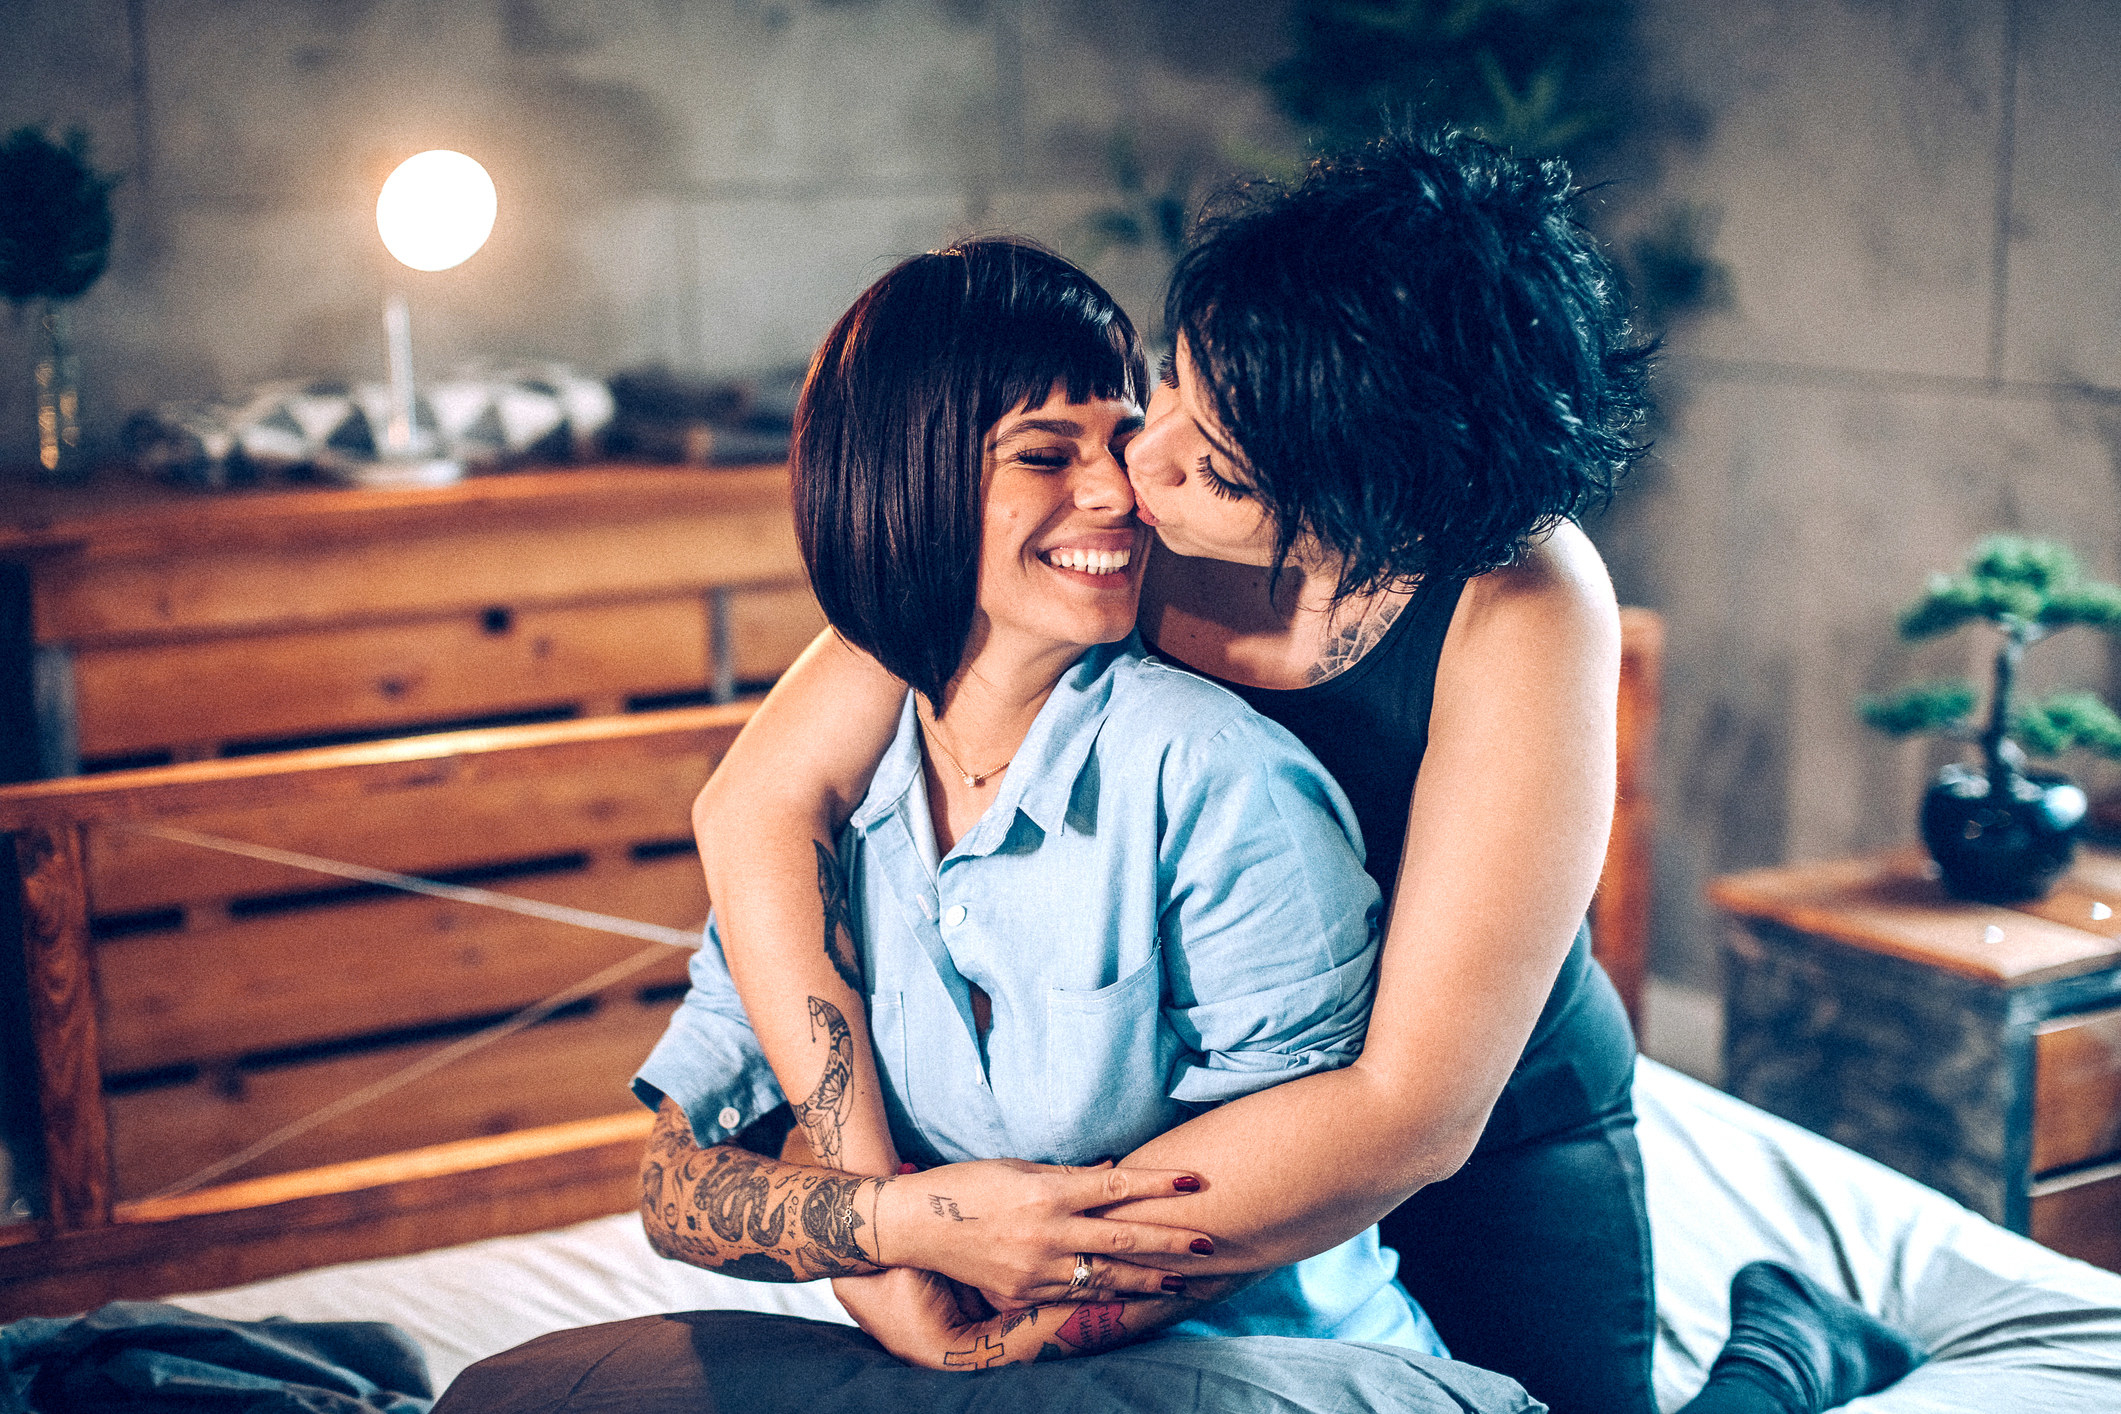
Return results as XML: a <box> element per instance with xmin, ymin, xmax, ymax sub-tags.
<box><xmin>793</xmin><ymin>239</ymin><xmax>1144</xmax><ymax>707</ymax></box>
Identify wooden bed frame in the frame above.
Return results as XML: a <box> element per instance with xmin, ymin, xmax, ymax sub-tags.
<box><xmin>0</xmin><ymin>610</ymin><xmax>1661</xmax><ymax>1321</ymax></box>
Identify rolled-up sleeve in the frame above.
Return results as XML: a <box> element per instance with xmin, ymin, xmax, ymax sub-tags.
<box><xmin>631</xmin><ymin>913</ymin><xmax>787</xmax><ymax>1146</ymax></box>
<box><xmin>1156</xmin><ymin>712</ymin><xmax>1383</xmax><ymax>1106</ymax></box>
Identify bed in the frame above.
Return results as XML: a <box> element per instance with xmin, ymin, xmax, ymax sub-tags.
<box><xmin>4</xmin><ymin>610</ymin><xmax>2119</xmax><ymax>1407</ymax></box>
<box><xmin>138</xmin><ymin>1057</ymin><xmax>2121</xmax><ymax>1411</ymax></box>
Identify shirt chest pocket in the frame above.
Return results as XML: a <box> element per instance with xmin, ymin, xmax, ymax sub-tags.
<box><xmin>1040</xmin><ymin>950</ymin><xmax>1182</xmax><ymax>1164</ymax></box>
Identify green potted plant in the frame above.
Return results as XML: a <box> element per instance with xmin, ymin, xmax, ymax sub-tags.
<box><xmin>0</xmin><ymin>127</ymin><xmax>116</xmax><ymax>483</ymax></box>
<box><xmin>1862</xmin><ymin>536</ymin><xmax>2121</xmax><ymax>901</ymax></box>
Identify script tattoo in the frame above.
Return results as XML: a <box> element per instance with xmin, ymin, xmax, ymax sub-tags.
<box><xmin>814</xmin><ymin>840</ymin><xmax>865</xmax><ymax>995</ymax></box>
<box><xmin>790</xmin><ymin>995</ymin><xmax>854</xmax><ymax>1167</ymax></box>
<box><xmin>927</xmin><ymin>1194</ymin><xmax>975</xmax><ymax>1222</ymax></box>
<box><xmin>639</xmin><ymin>1100</ymin><xmax>883</xmax><ymax>1280</ymax></box>
<box><xmin>1306</xmin><ymin>593</ymin><xmax>1407</xmax><ymax>685</ymax></box>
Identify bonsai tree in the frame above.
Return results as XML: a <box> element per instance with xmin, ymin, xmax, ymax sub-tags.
<box><xmin>1863</xmin><ymin>536</ymin><xmax>2121</xmax><ymax>786</ymax></box>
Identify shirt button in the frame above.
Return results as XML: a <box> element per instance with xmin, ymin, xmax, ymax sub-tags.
<box><xmin>943</xmin><ymin>904</ymin><xmax>968</xmax><ymax>927</ymax></box>
<box><xmin>717</xmin><ymin>1106</ymin><xmax>742</xmax><ymax>1132</ymax></box>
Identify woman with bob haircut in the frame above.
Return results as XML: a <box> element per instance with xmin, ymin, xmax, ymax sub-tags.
<box><xmin>663</xmin><ymin>131</ymin><xmax>1925</xmax><ymax>1414</ymax></box>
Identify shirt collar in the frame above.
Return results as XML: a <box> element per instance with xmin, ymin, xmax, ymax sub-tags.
<box><xmin>847</xmin><ymin>635</ymin><xmax>1137</xmax><ymax>853</ymax></box>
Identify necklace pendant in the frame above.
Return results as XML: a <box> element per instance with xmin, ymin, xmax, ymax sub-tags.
<box><xmin>964</xmin><ymin>773</ymin><xmax>980</xmax><ymax>787</ymax></box>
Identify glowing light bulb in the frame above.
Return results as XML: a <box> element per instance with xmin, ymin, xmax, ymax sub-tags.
<box><xmin>375</xmin><ymin>150</ymin><xmax>496</xmax><ymax>272</ymax></box>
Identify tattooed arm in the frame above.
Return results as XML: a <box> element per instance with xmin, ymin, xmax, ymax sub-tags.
<box><xmin>693</xmin><ymin>631</ymin><xmax>905</xmax><ymax>1180</ymax></box>
<box><xmin>640</xmin><ymin>1096</ymin><xmax>889</xmax><ymax>1281</ymax></box>
<box><xmin>834</xmin><ymin>1266</ymin><xmax>1270</xmax><ymax>1371</ymax></box>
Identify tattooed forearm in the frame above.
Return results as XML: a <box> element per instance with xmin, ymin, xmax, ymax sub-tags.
<box><xmin>935</xmin><ymin>1271</ymin><xmax>1271</xmax><ymax>1371</ymax></box>
<box><xmin>814</xmin><ymin>840</ymin><xmax>865</xmax><ymax>995</ymax></box>
<box><xmin>639</xmin><ymin>1098</ymin><xmax>886</xmax><ymax>1280</ymax></box>
<box><xmin>790</xmin><ymin>995</ymin><xmax>855</xmax><ymax>1166</ymax></box>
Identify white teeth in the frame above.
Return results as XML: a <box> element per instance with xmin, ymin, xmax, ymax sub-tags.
<box><xmin>1045</xmin><ymin>547</ymin><xmax>1131</xmax><ymax>574</ymax></box>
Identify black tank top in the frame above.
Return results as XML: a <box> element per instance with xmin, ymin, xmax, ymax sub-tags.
<box><xmin>1147</xmin><ymin>577</ymin><xmax>1630</xmax><ymax>1150</ymax></box>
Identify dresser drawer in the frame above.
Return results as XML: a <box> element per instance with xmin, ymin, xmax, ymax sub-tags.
<box><xmin>2033</xmin><ymin>1004</ymin><xmax>2121</xmax><ymax>1174</ymax></box>
<box><xmin>73</xmin><ymin>595</ymin><xmax>712</xmax><ymax>757</ymax></box>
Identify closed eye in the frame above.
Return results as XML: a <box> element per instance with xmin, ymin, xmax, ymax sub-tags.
<box><xmin>1158</xmin><ymin>352</ymin><xmax>1179</xmax><ymax>390</ymax></box>
<box><xmin>1197</xmin><ymin>455</ymin><xmax>1250</xmax><ymax>501</ymax></box>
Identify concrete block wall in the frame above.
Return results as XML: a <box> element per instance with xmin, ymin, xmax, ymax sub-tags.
<box><xmin>0</xmin><ymin>0</ymin><xmax>1289</xmax><ymax>458</ymax></box>
<box><xmin>5</xmin><ymin>0</ymin><xmax>2119</xmax><ymax>1003</ymax></box>
<box><xmin>1597</xmin><ymin>0</ymin><xmax>2121</xmax><ymax>990</ymax></box>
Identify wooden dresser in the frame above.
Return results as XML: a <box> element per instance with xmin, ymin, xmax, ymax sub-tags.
<box><xmin>0</xmin><ymin>464</ymin><xmax>824</xmax><ymax>775</ymax></box>
<box><xmin>1713</xmin><ymin>848</ymin><xmax>2121</xmax><ymax>1272</ymax></box>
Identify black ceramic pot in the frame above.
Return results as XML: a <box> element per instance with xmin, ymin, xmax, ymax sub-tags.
<box><xmin>1920</xmin><ymin>763</ymin><xmax>2088</xmax><ymax>903</ymax></box>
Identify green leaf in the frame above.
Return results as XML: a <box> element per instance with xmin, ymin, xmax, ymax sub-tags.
<box><xmin>2013</xmin><ymin>692</ymin><xmax>2121</xmax><ymax>760</ymax></box>
<box><xmin>2039</xmin><ymin>580</ymin><xmax>2121</xmax><ymax>632</ymax></box>
<box><xmin>1968</xmin><ymin>534</ymin><xmax>2079</xmax><ymax>592</ymax></box>
<box><xmin>1896</xmin><ymin>574</ymin><xmax>1995</xmax><ymax>639</ymax></box>
<box><xmin>0</xmin><ymin>127</ymin><xmax>118</xmax><ymax>305</ymax></box>
<box><xmin>1896</xmin><ymin>536</ymin><xmax>2121</xmax><ymax>640</ymax></box>
<box><xmin>1860</xmin><ymin>680</ymin><xmax>1977</xmax><ymax>737</ymax></box>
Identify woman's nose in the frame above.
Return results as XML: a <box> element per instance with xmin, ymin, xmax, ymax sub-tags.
<box><xmin>1076</xmin><ymin>449</ymin><xmax>1136</xmax><ymax>513</ymax></box>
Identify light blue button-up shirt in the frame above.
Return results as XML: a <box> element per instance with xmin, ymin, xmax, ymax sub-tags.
<box><xmin>637</xmin><ymin>634</ymin><xmax>1439</xmax><ymax>1353</ymax></box>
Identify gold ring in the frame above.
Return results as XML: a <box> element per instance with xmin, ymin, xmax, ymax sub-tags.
<box><xmin>1069</xmin><ymin>1254</ymin><xmax>1094</xmax><ymax>1291</ymax></box>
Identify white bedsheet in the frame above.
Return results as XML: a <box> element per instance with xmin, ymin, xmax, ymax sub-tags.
<box><xmin>171</xmin><ymin>1059</ymin><xmax>2121</xmax><ymax>1410</ymax></box>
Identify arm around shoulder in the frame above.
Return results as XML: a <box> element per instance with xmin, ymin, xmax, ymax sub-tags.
<box><xmin>1111</xmin><ymin>527</ymin><xmax>1620</xmax><ymax>1263</ymax></box>
<box><xmin>1357</xmin><ymin>521</ymin><xmax>1620</xmax><ymax>1178</ymax></box>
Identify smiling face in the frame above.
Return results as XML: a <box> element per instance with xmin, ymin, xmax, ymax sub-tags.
<box><xmin>968</xmin><ymin>389</ymin><xmax>1149</xmax><ymax>676</ymax></box>
<box><xmin>1124</xmin><ymin>340</ymin><xmax>1279</xmax><ymax>567</ymax></box>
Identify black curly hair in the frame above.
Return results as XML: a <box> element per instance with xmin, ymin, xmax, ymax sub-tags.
<box><xmin>1165</xmin><ymin>127</ymin><xmax>1654</xmax><ymax>597</ymax></box>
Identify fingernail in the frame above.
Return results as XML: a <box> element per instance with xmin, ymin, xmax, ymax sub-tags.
<box><xmin>898</xmin><ymin>1162</ymin><xmax>918</xmax><ymax>1174</ymax></box>
<box><xmin>1190</xmin><ymin>1237</ymin><xmax>1215</xmax><ymax>1255</ymax></box>
<box><xmin>1095</xmin><ymin>1156</ymin><xmax>1118</xmax><ymax>1166</ymax></box>
<box><xmin>1161</xmin><ymin>1275</ymin><xmax>1188</xmax><ymax>1294</ymax></box>
<box><xmin>1172</xmin><ymin>1175</ymin><xmax>1200</xmax><ymax>1193</ymax></box>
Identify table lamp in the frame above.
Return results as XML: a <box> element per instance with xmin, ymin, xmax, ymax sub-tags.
<box><xmin>362</xmin><ymin>149</ymin><xmax>496</xmax><ymax>487</ymax></box>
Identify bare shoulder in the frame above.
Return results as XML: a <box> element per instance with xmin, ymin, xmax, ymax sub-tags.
<box><xmin>1445</xmin><ymin>522</ymin><xmax>1620</xmax><ymax>684</ymax></box>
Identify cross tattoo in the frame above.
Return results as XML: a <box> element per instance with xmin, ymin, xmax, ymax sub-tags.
<box><xmin>942</xmin><ymin>1332</ymin><xmax>1010</xmax><ymax>1369</ymax></box>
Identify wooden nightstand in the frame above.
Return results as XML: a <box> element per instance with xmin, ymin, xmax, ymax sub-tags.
<box><xmin>1712</xmin><ymin>848</ymin><xmax>2121</xmax><ymax>1273</ymax></box>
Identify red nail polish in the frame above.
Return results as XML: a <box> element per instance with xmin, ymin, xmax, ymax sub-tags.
<box><xmin>1161</xmin><ymin>1275</ymin><xmax>1187</xmax><ymax>1293</ymax></box>
<box><xmin>898</xmin><ymin>1162</ymin><xmax>918</xmax><ymax>1174</ymax></box>
<box><xmin>1190</xmin><ymin>1237</ymin><xmax>1215</xmax><ymax>1255</ymax></box>
<box><xmin>1171</xmin><ymin>1175</ymin><xmax>1200</xmax><ymax>1192</ymax></box>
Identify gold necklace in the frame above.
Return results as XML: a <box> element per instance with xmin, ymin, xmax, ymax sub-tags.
<box><xmin>917</xmin><ymin>713</ymin><xmax>1012</xmax><ymax>788</ymax></box>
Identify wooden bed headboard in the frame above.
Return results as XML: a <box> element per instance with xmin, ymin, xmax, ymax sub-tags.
<box><xmin>0</xmin><ymin>608</ymin><xmax>1660</xmax><ymax>1320</ymax></box>
<box><xmin>0</xmin><ymin>706</ymin><xmax>749</xmax><ymax>1318</ymax></box>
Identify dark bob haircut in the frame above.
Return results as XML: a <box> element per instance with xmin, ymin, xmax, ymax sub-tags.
<box><xmin>793</xmin><ymin>239</ymin><xmax>1146</xmax><ymax>708</ymax></box>
<box><xmin>1166</xmin><ymin>127</ymin><xmax>1654</xmax><ymax>597</ymax></box>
